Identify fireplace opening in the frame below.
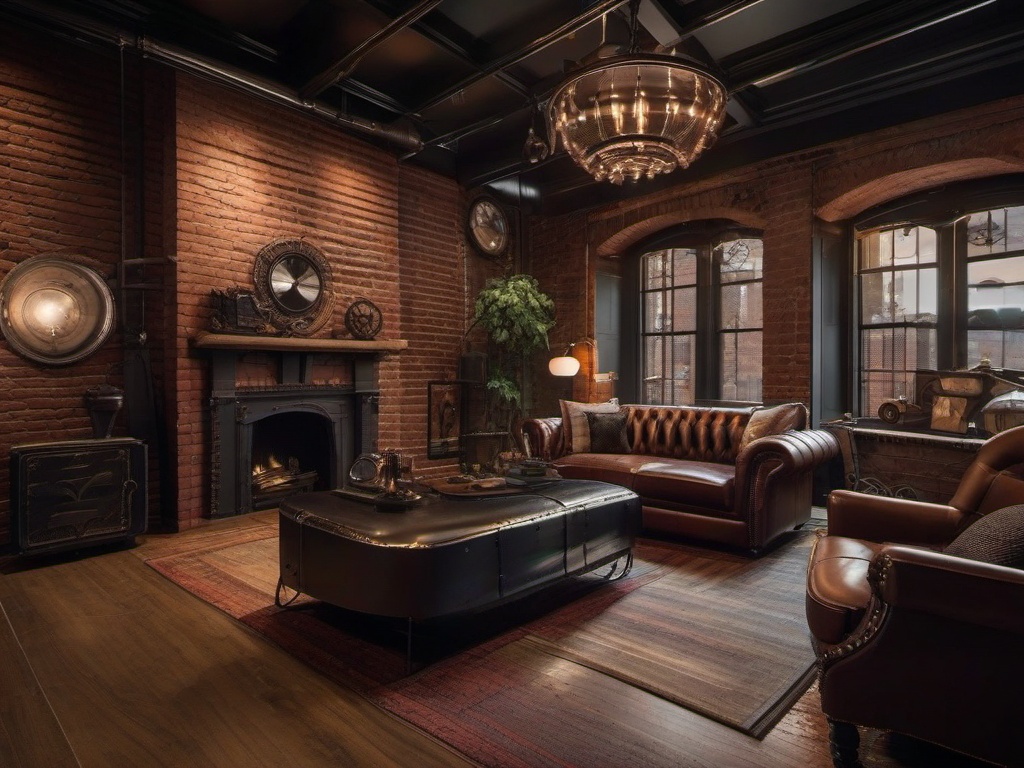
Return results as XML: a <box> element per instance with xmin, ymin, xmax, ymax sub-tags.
<box><xmin>250</xmin><ymin>411</ymin><xmax>333</xmax><ymax>510</ymax></box>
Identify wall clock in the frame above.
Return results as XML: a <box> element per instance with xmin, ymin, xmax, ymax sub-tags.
<box><xmin>467</xmin><ymin>197</ymin><xmax>509</xmax><ymax>259</ymax></box>
<box><xmin>252</xmin><ymin>238</ymin><xmax>334</xmax><ymax>336</ymax></box>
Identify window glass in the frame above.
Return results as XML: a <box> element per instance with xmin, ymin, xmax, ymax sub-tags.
<box><xmin>966</xmin><ymin>205</ymin><xmax>1024</xmax><ymax>257</ymax></box>
<box><xmin>856</xmin><ymin>225</ymin><xmax>938</xmax><ymax>414</ymax></box>
<box><xmin>717</xmin><ymin>238</ymin><xmax>763</xmax><ymax>284</ymax></box>
<box><xmin>639</xmin><ymin>235</ymin><xmax>762</xmax><ymax>404</ymax></box>
<box><xmin>721</xmin><ymin>331</ymin><xmax>762</xmax><ymax>401</ymax></box>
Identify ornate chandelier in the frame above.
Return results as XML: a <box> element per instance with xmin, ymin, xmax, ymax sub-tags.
<box><xmin>532</xmin><ymin>1</ymin><xmax>727</xmax><ymax>185</ymax></box>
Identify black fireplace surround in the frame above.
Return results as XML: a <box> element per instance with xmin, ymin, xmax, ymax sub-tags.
<box><xmin>200</xmin><ymin>338</ymin><xmax>382</xmax><ymax>518</ymax></box>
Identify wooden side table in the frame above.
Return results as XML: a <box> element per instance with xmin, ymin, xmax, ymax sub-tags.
<box><xmin>826</xmin><ymin>419</ymin><xmax>986</xmax><ymax>503</ymax></box>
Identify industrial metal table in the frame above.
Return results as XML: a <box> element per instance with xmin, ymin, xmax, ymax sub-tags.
<box><xmin>277</xmin><ymin>479</ymin><xmax>640</xmax><ymax>665</ymax></box>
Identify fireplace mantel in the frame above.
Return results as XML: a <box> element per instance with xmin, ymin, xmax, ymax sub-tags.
<box><xmin>193</xmin><ymin>332</ymin><xmax>407</xmax><ymax>355</ymax></box>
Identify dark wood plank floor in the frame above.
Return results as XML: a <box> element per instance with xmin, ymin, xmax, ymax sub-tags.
<box><xmin>0</xmin><ymin>512</ymin><xmax>989</xmax><ymax>767</ymax></box>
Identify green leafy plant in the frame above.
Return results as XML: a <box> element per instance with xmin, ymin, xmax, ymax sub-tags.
<box><xmin>470</xmin><ymin>274</ymin><xmax>555</xmax><ymax>435</ymax></box>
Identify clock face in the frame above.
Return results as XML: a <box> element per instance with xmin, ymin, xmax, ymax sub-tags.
<box><xmin>468</xmin><ymin>198</ymin><xmax>509</xmax><ymax>257</ymax></box>
<box><xmin>269</xmin><ymin>254</ymin><xmax>323</xmax><ymax>313</ymax></box>
<box><xmin>252</xmin><ymin>238</ymin><xmax>334</xmax><ymax>335</ymax></box>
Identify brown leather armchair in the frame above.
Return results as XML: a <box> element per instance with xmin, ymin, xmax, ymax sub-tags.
<box><xmin>805</xmin><ymin>424</ymin><xmax>1024</xmax><ymax>767</ymax></box>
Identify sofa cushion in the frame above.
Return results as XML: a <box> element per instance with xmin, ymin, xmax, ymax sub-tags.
<box><xmin>586</xmin><ymin>410</ymin><xmax>630</xmax><ymax>453</ymax></box>
<box><xmin>738</xmin><ymin>402</ymin><xmax>807</xmax><ymax>451</ymax></box>
<box><xmin>944</xmin><ymin>504</ymin><xmax>1024</xmax><ymax>569</ymax></box>
<box><xmin>632</xmin><ymin>459</ymin><xmax>735</xmax><ymax>511</ymax></box>
<box><xmin>554</xmin><ymin>453</ymin><xmax>649</xmax><ymax>488</ymax></box>
<box><xmin>559</xmin><ymin>399</ymin><xmax>620</xmax><ymax>454</ymax></box>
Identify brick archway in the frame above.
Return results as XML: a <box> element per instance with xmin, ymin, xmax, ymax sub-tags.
<box><xmin>816</xmin><ymin>158</ymin><xmax>1024</xmax><ymax>222</ymax></box>
<box><xmin>594</xmin><ymin>207</ymin><xmax>767</xmax><ymax>258</ymax></box>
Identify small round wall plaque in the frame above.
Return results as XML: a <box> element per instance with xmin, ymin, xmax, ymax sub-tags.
<box><xmin>345</xmin><ymin>297</ymin><xmax>383</xmax><ymax>340</ymax></box>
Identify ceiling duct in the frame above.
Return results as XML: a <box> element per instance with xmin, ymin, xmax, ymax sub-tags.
<box><xmin>0</xmin><ymin>0</ymin><xmax>423</xmax><ymax>153</ymax></box>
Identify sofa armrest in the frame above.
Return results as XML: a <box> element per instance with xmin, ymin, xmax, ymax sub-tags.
<box><xmin>521</xmin><ymin>417</ymin><xmax>564</xmax><ymax>461</ymax></box>
<box><xmin>735</xmin><ymin>429</ymin><xmax>840</xmax><ymax>550</ymax></box>
<box><xmin>826</xmin><ymin>490</ymin><xmax>968</xmax><ymax>546</ymax></box>
<box><xmin>737</xmin><ymin>428</ymin><xmax>839</xmax><ymax>475</ymax></box>
<box><xmin>871</xmin><ymin>544</ymin><xmax>1024</xmax><ymax>634</ymax></box>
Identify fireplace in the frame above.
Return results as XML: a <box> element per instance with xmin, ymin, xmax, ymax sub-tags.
<box><xmin>215</xmin><ymin>386</ymin><xmax>355</xmax><ymax>516</ymax></box>
<box><xmin>195</xmin><ymin>333</ymin><xmax>402</xmax><ymax>518</ymax></box>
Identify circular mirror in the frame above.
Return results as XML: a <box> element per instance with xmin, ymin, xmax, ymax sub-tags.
<box><xmin>0</xmin><ymin>256</ymin><xmax>115</xmax><ymax>365</ymax></box>
<box><xmin>252</xmin><ymin>239</ymin><xmax>334</xmax><ymax>335</ymax></box>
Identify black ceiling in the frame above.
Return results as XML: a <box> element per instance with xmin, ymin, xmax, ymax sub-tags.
<box><xmin>4</xmin><ymin>0</ymin><xmax>1024</xmax><ymax>214</ymax></box>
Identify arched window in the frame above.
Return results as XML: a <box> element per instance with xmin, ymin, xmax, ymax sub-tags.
<box><xmin>853</xmin><ymin>177</ymin><xmax>1024</xmax><ymax>415</ymax></box>
<box><xmin>634</xmin><ymin>222</ymin><xmax>763</xmax><ymax>405</ymax></box>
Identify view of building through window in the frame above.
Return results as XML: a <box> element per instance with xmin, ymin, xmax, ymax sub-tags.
<box><xmin>640</xmin><ymin>236</ymin><xmax>763</xmax><ymax>405</ymax></box>
<box><xmin>856</xmin><ymin>204</ymin><xmax>1024</xmax><ymax>416</ymax></box>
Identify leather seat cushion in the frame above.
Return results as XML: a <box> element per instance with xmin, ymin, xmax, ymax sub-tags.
<box><xmin>553</xmin><ymin>453</ymin><xmax>651</xmax><ymax>489</ymax></box>
<box><xmin>806</xmin><ymin>535</ymin><xmax>881</xmax><ymax>645</ymax></box>
<box><xmin>632</xmin><ymin>460</ymin><xmax>735</xmax><ymax>510</ymax></box>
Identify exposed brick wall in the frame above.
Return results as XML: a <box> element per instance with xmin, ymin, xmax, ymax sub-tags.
<box><xmin>170</xmin><ymin>76</ymin><xmax>469</xmax><ymax>522</ymax></box>
<box><xmin>0</xmin><ymin>25</ymin><xmax>131</xmax><ymax>543</ymax></box>
<box><xmin>396</xmin><ymin>165</ymin><xmax>466</xmax><ymax>479</ymax></box>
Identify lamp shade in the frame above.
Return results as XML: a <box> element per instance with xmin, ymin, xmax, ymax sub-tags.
<box><xmin>549</xmin><ymin>355</ymin><xmax>581</xmax><ymax>377</ymax></box>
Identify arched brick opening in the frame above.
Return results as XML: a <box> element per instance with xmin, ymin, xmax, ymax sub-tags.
<box><xmin>816</xmin><ymin>158</ymin><xmax>1024</xmax><ymax>222</ymax></box>
<box><xmin>594</xmin><ymin>207</ymin><xmax>768</xmax><ymax>258</ymax></box>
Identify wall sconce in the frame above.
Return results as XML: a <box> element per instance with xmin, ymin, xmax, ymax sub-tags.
<box><xmin>0</xmin><ymin>256</ymin><xmax>115</xmax><ymax>365</ymax></box>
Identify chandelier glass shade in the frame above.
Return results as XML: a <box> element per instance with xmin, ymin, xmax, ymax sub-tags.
<box><xmin>547</xmin><ymin>54</ymin><xmax>726</xmax><ymax>185</ymax></box>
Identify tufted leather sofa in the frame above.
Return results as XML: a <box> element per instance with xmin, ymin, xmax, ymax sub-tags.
<box><xmin>522</xmin><ymin>403</ymin><xmax>840</xmax><ymax>553</ymax></box>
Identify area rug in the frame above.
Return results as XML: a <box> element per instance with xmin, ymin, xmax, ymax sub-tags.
<box><xmin>145</xmin><ymin>526</ymin><xmax>817</xmax><ymax>764</ymax></box>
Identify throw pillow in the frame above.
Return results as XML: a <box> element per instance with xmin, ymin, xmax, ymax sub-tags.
<box><xmin>738</xmin><ymin>403</ymin><xmax>807</xmax><ymax>450</ymax></box>
<box><xmin>559</xmin><ymin>399</ymin><xmax>620</xmax><ymax>454</ymax></box>
<box><xmin>585</xmin><ymin>410</ymin><xmax>630</xmax><ymax>454</ymax></box>
<box><xmin>944</xmin><ymin>504</ymin><xmax>1024</xmax><ymax>570</ymax></box>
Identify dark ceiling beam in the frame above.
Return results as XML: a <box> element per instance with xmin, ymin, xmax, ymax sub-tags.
<box><xmin>649</xmin><ymin>0</ymin><xmax>768</xmax><ymax>41</ymax></box>
<box><xmin>724</xmin><ymin>0</ymin><xmax>999</xmax><ymax>90</ymax></box>
<box><xmin>299</xmin><ymin>0</ymin><xmax>444</xmax><ymax>99</ymax></box>
<box><xmin>360</xmin><ymin>0</ymin><xmax>533</xmax><ymax>100</ymax></box>
<box><xmin>409</xmin><ymin>0</ymin><xmax>628</xmax><ymax>117</ymax></box>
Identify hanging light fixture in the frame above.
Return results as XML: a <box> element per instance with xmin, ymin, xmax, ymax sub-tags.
<box><xmin>536</xmin><ymin>0</ymin><xmax>727</xmax><ymax>185</ymax></box>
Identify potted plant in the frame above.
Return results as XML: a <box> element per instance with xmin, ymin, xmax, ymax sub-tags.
<box><xmin>469</xmin><ymin>274</ymin><xmax>556</xmax><ymax>444</ymax></box>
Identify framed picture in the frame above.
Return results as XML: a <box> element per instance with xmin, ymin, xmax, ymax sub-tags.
<box><xmin>428</xmin><ymin>381</ymin><xmax>463</xmax><ymax>459</ymax></box>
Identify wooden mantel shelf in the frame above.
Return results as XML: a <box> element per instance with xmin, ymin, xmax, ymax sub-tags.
<box><xmin>192</xmin><ymin>332</ymin><xmax>408</xmax><ymax>354</ymax></box>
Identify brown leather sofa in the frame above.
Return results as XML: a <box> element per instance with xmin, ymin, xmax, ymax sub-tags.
<box><xmin>521</xmin><ymin>402</ymin><xmax>840</xmax><ymax>553</ymax></box>
<box><xmin>805</xmin><ymin>424</ymin><xmax>1024</xmax><ymax>767</ymax></box>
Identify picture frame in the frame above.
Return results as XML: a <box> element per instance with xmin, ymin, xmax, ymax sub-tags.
<box><xmin>427</xmin><ymin>381</ymin><xmax>463</xmax><ymax>459</ymax></box>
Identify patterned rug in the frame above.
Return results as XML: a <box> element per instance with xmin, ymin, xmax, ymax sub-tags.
<box><xmin>146</xmin><ymin>525</ymin><xmax>818</xmax><ymax>766</ymax></box>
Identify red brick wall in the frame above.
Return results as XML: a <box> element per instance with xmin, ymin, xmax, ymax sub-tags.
<box><xmin>0</xmin><ymin>25</ymin><xmax>130</xmax><ymax>543</ymax></box>
<box><xmin>396</xmin><ymin>165</ymin><xmax>466</xmax><ymax>479</ymax></box>
<box><xmin>171</xmin><ymin>75</ymin><xmax>466</xmax><ymax>526</ymax></box>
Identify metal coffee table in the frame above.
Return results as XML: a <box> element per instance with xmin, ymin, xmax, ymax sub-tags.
<box><xmin>277</xmin><ymin>479</ymin><xmax>640</xmax><ymax>664</ymax></box>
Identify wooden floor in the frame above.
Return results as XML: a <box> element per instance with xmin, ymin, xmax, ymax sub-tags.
<box><xmin>0</xmin><ymin>512</ymin><xmax>987</xmax><ymax>768</ymax></box>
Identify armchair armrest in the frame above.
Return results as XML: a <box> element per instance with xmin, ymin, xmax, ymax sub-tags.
<box><xmin>872</xmin><ymin>545</ymin><xmax>1024</xmax><ymax>634</ymax></box>
<box><xmin>827</xmin><ymin>490</ymin><xmax>968</xmax><ymax>546</ymax></box>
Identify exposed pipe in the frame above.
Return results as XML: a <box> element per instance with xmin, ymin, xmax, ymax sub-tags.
<box><xmin>136</xmin><ymin>36</ymin><xmax>423</xmax><ymax>152</ymax></box>
<box><xmin>0</xmin><ymin>0</ymin><xmax>422</xmax><ymax>153</ymax></box>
